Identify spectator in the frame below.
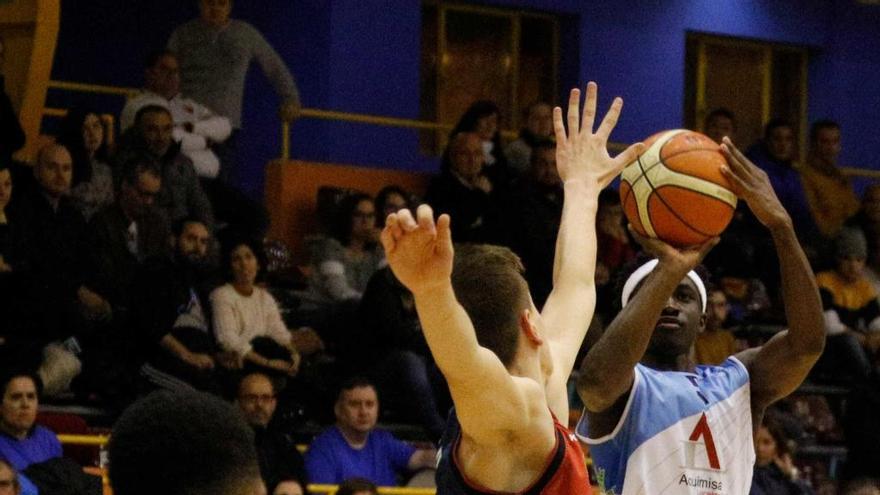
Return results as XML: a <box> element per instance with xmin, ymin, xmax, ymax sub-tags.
<box><xmin>115</xmin><ymin>105</ymin><xmax>214</xmax><ymax>229</ymax></box>
<box><xmin>56</xmin><ymin>109</ymin><xmax>114</xmax><ymax>221</ymax></box>
<box><xmin>305</xmin><ymin>377</ymin><xmax>435</xmax><ymax>486</ymax></box>
<box><xmin>694</xmin><ymin>288</ymin><xmax>740</xmax><ymax>365</ymax></box>
<box><xmin>0</xmin><ymin>36</ymin><xmax>25</xmax><ymax>164</ymax></box>
<box><xmin>13</xmin><ymin>144</ymin><xmax>107</xmax><ymax>395</ymax></box>
<box><xmin>236</xmin><ymin>372</ymin><xmax>307</xmax><ymax>491</ymax></box>
<box><xmin>704</xmin><ymin>107</ymin><xmax>736</xmax><ymax>145</ymax></box>
<box><xmin>844</xmin><ymin>479</ymin><xmax>880</xmax><ymax>495</ymax></box>
<box><xmin>0</xmin><ymin>372</ymin><xmax>61</xmax><ymax>472</ymax></box>
<box><xmin>212</xmin><ymin>238</ymin><xmax>301</xmax><ymax>377</ymax></box>
<box><xmin>1</xmin><ymin>456</ymin><xmax>39</xmax><ymax>495</ymax></box>
<box><xmin>121</xmin><ymin>50</ymin><xmax>231</xmax><ymax>179</ymax></box>
<box><xmin>856</xmin><ymin>185</ymin><xmax>880</xmax><ymax>295</ymax></box>
<box><xmin>272</xmin><ymin>478</ymin><xmax>304</xmax><ymax>495</ymax></box>
<box><xmin>86</xmin><ymin>158</ymin><xmax>169</xmax><ymax>314</ymax></box>
<box><xmin>337</xmin><ymin>478</ymin><xmax>378</xmax><ymax>495</ymax></box>
<box><xmin>597</xmin><ymin>187</ymin><xmax>637</xmax><ymax>286</ymax></box>
<box><xmin>108</xmin><ymin>390</ymin><xmax>263</xmax><ymax>495</ymax></box>
<box><xmin>816</xmin><ymin>227</ymin><xmax>880</xmax><ymax>381</ymax></box>
<box><xmin>751</xmin><ymin>418</ymin><xmax>814</xmax><ymax>495</ymax></box>
<box><xmin>448</xmin><ymin>101</ymin><xmax>510</xmax><ymax>188</ymax></box>
<box><xmin>167</xmin><ymin>0</ymin><xmax>301</xmax><ymax>181</ymax></box>
<box><xmin>358</xmin><ymin>267</ymin><xmax>448</xmax><ymax>441</ymax></box>
<box><xmin>305</xmin><ymin>193</ymin><xmax>385</xmax><ymax>306</ymax></box>
<box><xmin>133</xmin><ymin>218</ymin><xmax>228</xmax><ymax>393</ymax></box>
<box><xmin>374</xmin><ymin>186</ymin><xmax>411</xmax><ymax>228</ymax></box>
<box><xmin>504</xmin><ymin>101</ymin><xmax>553</xmax><ymax>176</ymax></box>
<box><xmin>800</xmin><ymin>120</ymin><xmax>859</xmax><ymax>239</ymax></box>
<box><xmin>496</xmin><ymin>139</ymin><xmax>562</xmax><ymax>307</ymax></box>
<box><xmin>426</xmin><ymin>132</ymin><xmax>494</xmax><ymax>243</ymax></box>
<box><xmin>0</xmin><ymin>161</ymin><xmax>27</xmax><ymax>367</ymax></box>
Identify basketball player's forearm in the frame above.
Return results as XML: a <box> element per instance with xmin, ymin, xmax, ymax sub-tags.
<box><xmin>552</xmin><ymin>181</ymin><xmax>600</xmax><ymax>287</ymax></box>
<box><xmin>771</xmin><ymin>224</ymin><xmax>825</xmax><ymax>356</ymax></box>
<box><xmin>413</xmin><ymin>283</ymin><xmax>484</xmax><ymax>376</ymax></box>
<box><xmin>578</xmin><ymin>262</ymin><xmax>689</xmax><ymax>410</ymax></box>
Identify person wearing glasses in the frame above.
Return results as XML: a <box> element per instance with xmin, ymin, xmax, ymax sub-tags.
<box><xmin>236</xmin><ymin>372</ymin><xmax>306</xmax><ymax>493</ymax></box>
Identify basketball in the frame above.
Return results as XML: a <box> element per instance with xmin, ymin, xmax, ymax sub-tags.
<box><xmin>619</xmin><ymin>129</ymin><xmax>737</xmax><ymax>247</ymax></box>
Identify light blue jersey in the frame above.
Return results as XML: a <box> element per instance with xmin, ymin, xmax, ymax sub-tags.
<box><xmin>576</xmin><ymin>357</ymin><xmax>754</xmax><ymax>495</ymax></box>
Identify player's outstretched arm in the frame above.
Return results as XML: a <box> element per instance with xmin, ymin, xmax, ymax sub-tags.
<box><xmin>540</xmin><ymin>83</ymin><xmax>643</xmax><ymax>418</ymax></box>
<box><xmin>721</xmin><ymin>138</ymin><xmax>825</xmax><ymax>412</ymax></box>
<box><xmin>577</xmin><ymin>234</ymin><xmax>717</xmax><ymax>415</ymax></box>
<box><xmin>381</xmin><ymin>205</ymin><xmax>535</xmax><ymax>436</ymax></box>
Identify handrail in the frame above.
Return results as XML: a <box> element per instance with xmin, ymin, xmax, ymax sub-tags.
<box><xmin>57</xmin><ymin>433</ymin><xmax>109</xmax><ymax>446</ymax></box>
<box><xmin>47</xmin><ymin>80</ymin><xmax>140</xmax><ymax>97</ymax></box>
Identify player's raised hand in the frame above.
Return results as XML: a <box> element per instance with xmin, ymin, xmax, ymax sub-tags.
<box><xmin>553</xmin><ymin>82</ymin><xmax>644</xmax><ymax>189</ymax></box>
<box><xmin>381</xmin><ymin>204</ymin><xmax>453</xmax><ymax>296</ymax></box>
<box><xmin>720</xmin><ymin>137</ymin><xmax>792</xmax><ymax>231</ymax></box>
<box><xmin>628</xmin><ymin>226</ymin><xmax>719</xmax><ymax>273</ymax></box>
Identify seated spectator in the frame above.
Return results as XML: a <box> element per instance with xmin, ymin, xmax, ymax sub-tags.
<box><xmin>358</xmin><ymin>267</ymin><xmax>448</xmax><ymax>441</ymax></box>
<box><xmin>703</xmin><ymin>107</ymin><xmax>737</xmax><ymax>145</ymax></box>
<box><xmin>114</xmin><ymin>105</ymin><xmax>214</xmax><ymax>228</ymax></box>
<box><xmin>0</xmin><ymin>372</ymin><xmax>61</xmax><ymax>472</ymax></box>
<box><xmin>0</xmin><ymin>162</ymin><xmax>28</xmax><ymax>369</ymax></box>
<box><xmin>212</xmin><ymin>238</ymin><xmax>301</xmax><ymax>377</ymax></box>
<box><xmin>374</xmin><ymin>185</ymin><xmax>411</xmax><ymax>228</ymax></box>
<box><xmin>337</xmin><ymin>478</ymin><xmax>378</xmax><ymax>495</ymax></box>
<box><xmin>694</xmin><ymin>288</ymin><xmax>741</xmax><ymax>365</ymax></box>
<box><xmin>12</xmin><ymin>144</ymin><xmax>108</xmax><ymax>395</ymax></box>
<box><xmin>1</xmin><ymin>456</ymin><xmax>39</xmax><ymax>495</ymax></box>
<box><xmin>495</xmin><ymin>140</ymin><xmax>561</xmax><ymax>308</ymax></box>
<box><xmin>448</xmin><ymin>101</ymin><xmax>510</xmax><ymax>188</ymax></box>
<box><xmin>108</xmin><ymin>390</ymin><xmax>263</xmax><ymax>495</ymax></box>
<box><xmin>596</xmin><ymin>187</ymin><xmax>636</xmax><ymax>287</ymax></box>
<box><xmin>801</xmin><ymin>119</ymin><xmax>860</xmax><ymax>239</ymax></box>
<box><xmin>121</xmin><ymin>50</ymin><xmax>231</xmax><ymax>180</ymax></box>
<box><xmin>120</xmin><ymin>50</ymin><xmax>268</xmax><ymax>240</ymax></box>
<box><xmin>133</xmin><ymin>218</ymin><xmax>230</xmax><ymax>393</ymax></box>
<box><xmin>751</xmin><ymin>417</ymin><xmax>814</xmax><ymax>495</ymax></box>
<box><xmin>504</xmin><ymin>101</ymin><xmax>553</xmax><ymax>176</ymax></box>
<box><xmin>56</xmin><ymin>109</ymin><xmax>114</xmax><ymax>221</ymax></box>
<box><xmin>272</xmin><ymin>478</ymin><xmax>304</xmax><ymax>495</ymax></box>
<box><xmin>855</xmin><ymin>184</ymin><xmax>880</xmax><ymax>296</ymax></box>
<box><xmin>305</xmin><ymin>377</ymin><xmax>435</xmax><ymax>486</ymax></box>
<box><xmin>817</xmin><ymin>227</ymin><xmax>880</xmax><ymax>381</ymax></box>
<box><xmin>0</xmin><ymin>36</ymin><xmax>25</xmax><ymax>164</ymax></box>
<box><xmin>426</xmin><ymin>132</ymin><xmax>494</xmax><ymax>243</ymax></box>
<box><xmin>235</xmin><ymin>372</ymin><xmax>306</xmax><ymax>491</ymax></box>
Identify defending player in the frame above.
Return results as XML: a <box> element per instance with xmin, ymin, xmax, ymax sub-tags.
<box><xmin>576</xmin><ymin>137</ymin><xmax>825</xmax><ymax>494</ymax></box>
<box><xmin>380</xmin><ymin>83</ymin><xmax>642</xmax><ymax>493</ymax></box>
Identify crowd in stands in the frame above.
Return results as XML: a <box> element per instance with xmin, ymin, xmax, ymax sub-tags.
<box><xmin>1</xmin><ymin>1</ymin><xmax>880</xmax><ymax>493</ymax></box>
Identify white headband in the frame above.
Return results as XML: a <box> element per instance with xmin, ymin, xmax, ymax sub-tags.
<box><xmin>620</xmin><ymin>259</ymin><xmax>707</xmax><ymax>312</ymax></box>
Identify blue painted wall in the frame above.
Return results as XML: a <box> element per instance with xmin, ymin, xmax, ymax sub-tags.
<box><xmin>48</xmin><ymin>1</ymin><xmax>880</xmax><ymax>197</ymax></box>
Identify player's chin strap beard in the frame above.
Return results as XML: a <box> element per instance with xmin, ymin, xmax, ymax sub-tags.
<box><xmin>621</xmin><ymin>259</ymin><xmax>707</xmax><ymax>312</ymax></box>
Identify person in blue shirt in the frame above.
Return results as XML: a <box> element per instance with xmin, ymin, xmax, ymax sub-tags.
<box><xmin>0</xmin><ymin>372</ymin><xmax>62</xmax><ymax>473</ymax></box>
<box><xmin>305</xmin><ymin>377</ymin><xmax>435</xmax><ymax>486</ymax></box>
<box><xmin>0</xmin><ymin>457</ymin><xmax>38</xmax><ymax>495</ymax></box>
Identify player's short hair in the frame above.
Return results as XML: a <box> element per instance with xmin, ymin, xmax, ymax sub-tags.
<box><xmin>452</xmin><ymin>244</ymin><xmax>530</xmax><ymax>367</ymax></box>
<box><xmin>108</xmin><ymin>390</ymin><xmax>260</xmax><ymax>495</ymax></box>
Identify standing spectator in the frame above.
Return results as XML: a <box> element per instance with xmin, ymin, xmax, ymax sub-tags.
<box><xmin>211</xmin><ymin>238</ymin><xmax>301</xmax><ymax>378</ymax></box>
<box><xmin>108</xmin><ymin>390</ymin><xmax>263</xmax><ymax>495</ymax></box>
<box><xmin>235</xmin><ymin>372</ymin><xmax>307</xmax><ymax>491</ymax></box>
<box><xmin>751</xmin><ymin>418</ymin><xmax>814</xmax><ymax>495</ymax></box>
<box><xmin>448</xmin><ymin>101</ymin><xmax>510</xmax><ymax>188</ymax></box>
<box><xmin>168</xmin><ymin>0</ymin><xmax>301</xmax><ymax>182</ymax></box>
<box><xmin>115</xmin><ymin>105</ymin><xmax>214</xmax><ymax>229</ymax></box>
<box><xmin>426</xmin><ymin>132</ymin><xmax>494</xmax><ymax>243</ymax></box>
<box><xmin>305</xmin><ymin>378</ymin><xmax>436</xmax><ymax>486</ymax></box>
<box><xmin>56</xmin><ymin>109</ymin><xmax>114</xmax><ymax>221</ymax></box>
<box><xmin>704</xmin><ymin>107</ymin><xmax>737</xmax><ymax>145</ymax></box>
<box><xmin>0</xmin><ymin>36</ymin><xmax>25</xmax><ymax>164</ymax></box>
<box><xmin>504</xmin><ymin>101</ymin><xmax>553</xmax><ymax>176</ymax></box>
<box><xmin>800</xmin><ymin>120</ymin><xmax>860</xmax><ymax>239</ymax></box>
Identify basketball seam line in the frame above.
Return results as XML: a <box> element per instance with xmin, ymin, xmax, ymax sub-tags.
<box><xmin>636</xmin><ymin>149</ymin><xmax>717</xmax><ymax>239</ymax></box>
<box><xmin>628</xmin><ymin>146</ymin><xmax>722</xmax><ymax>188</ymax></box>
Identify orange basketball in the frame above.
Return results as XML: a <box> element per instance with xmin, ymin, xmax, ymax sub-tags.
<box><xmin>619</xmin><ymin>129</ymin><xmax>737</xmax><ymax>247</ymax></box>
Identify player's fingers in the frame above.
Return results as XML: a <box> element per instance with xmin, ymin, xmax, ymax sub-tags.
<box><xmin>720</xmin><ymin>138</ymin><xmax>753</xmax><ymax>176</ymax></box>
<box><xmin>720</xmin><ymin>164</ymin><xmax>749</xmax><ymax>197</ymax></box>
<box><xmin>596</xmin><ymin>97</ymin><xmax>623</xmax><ymax>141</ymax></box>
<box><xmin>379</xmin><ymin>226</ymin><xmax>396</xmax><ymax>252</ymax></box>
<box><xmin>436</xmin><ymin>214</ymin><xmax>452</xmax><ymax>246</ymax></box>
<box><xmin>416</xmin><ymin>204</ymin><xmax>436</xmax><ymax>234</ymax></box>
<box><xmin>581</xmin><ymin>81</ymin><xmax>598</xmax><ymax>133</ymax></box>
<box><xmin>552</xmin><ymin>106</ymin><xmax>566</xmax><ymax>143</ymax></box>
<box><xmin>612</xmin><ymin>142</ymin><xmax>645</xmax><ymax>171</ymax></box>
<box><xmin>397</xmin><ymin>208</ymin><xmax>418</xmax><ymax>232</ymax></box>
<box><xmin>567</xmin><ymin>88</ymin><xmax>581</xmax><ymax>136</ymax></box>
<box><xmin>385</xmin><ymin>214</ymin><xmax>403</xmax><ymax>239</ymax></box>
